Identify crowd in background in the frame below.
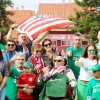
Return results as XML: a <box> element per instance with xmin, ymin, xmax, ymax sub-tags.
<box><xmin>0</xmin><ymin>24</ymin><xmax>100</xmax><ymax>100</ymax></box>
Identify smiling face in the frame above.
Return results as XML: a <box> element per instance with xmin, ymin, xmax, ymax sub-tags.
<box><xmin>43</xmin><ymin>40</ymin><xmax>53</xmax><ymax>51</ymax></box>
<box><xmin>87</xmin><ymin>45</ymin><xmax>96</xmax><ymax>59</ymax></box>
<box><xmin>54</xmin><ymin>56</ymin><xmax>64</xmax><ymax>68</ymax></box>
<box><xmin>18</xmin><ymin>33</ymin><xmax>29</xmax><ymax>44</ymax></box>
<box><xmin>33</xmin><ymin>49</ymin><xmax>42</xmax><ymax>57</ymax></box>
<box><xmin>6</xmin><ymin>41</ymin><xmax>16</xmax><ymax>53</ymax></box>
<box><xmin>15</xmin><ymin>55</ymin><xmax>25</xmax><ymax>69</ymax></box>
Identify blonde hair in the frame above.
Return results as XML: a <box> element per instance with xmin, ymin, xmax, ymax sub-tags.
<box><xmin>31</xmin><ymin>43</ymin><xmax>43</xmax><ymax>52</ymax></box>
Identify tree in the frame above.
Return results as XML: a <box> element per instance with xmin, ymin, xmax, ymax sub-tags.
<box><xmin>69</xmin><ymin>0</ymin><xmax>100</xmax><ymax>42</ymax></box>
<box><xmin>0</xmin><ymin>0</ymin><xmax>14</xmax><ymax>44</ymax></box>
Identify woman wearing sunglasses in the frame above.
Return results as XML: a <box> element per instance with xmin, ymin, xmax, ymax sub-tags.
<box><xmin>42</xmin><ymin>39</ymin><xmax>61</xmax><ymax>66</ymax></box>
<box><xmin>75</xmin><ymin>44</ymin><xmax>100</xmax><ymax>100</ymax></box>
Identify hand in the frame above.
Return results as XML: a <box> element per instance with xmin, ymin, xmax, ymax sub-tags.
<box><xmin>11</xmin><ymin>24</ymin><xmax>18</xmax><ymax>29</ymax></box>
<box><xmin>67</xmin><ymin>48</ymin><xmax>72</xmax><ymax>57</ymax></box>
<box><xmin>34</xmin><ymin>64</ymin><xmax>41</xmax><ymax>70</ymax></box>
<box><xmin>23</xmin><ymin>84</ymin><xmax>29</xmax><ymax>88</ymax></box>
<box><xmin>24</xmin><ymin>88</ymin><xmax>33</xmax><ymax>95</ymax></box>
<box><xmin>10</xmin><ymin>55</ymin><xmax>17</xmax><ymax>62</ymax></box>
<box><xmin>42</xmin><ymin>67</ymin><xmax>50</xmax><ymax>74</ymax></box>
<box><xmin>19</xmin><ymin>39</ymin><xmax>26</xmax><ymax>46</ymax></box>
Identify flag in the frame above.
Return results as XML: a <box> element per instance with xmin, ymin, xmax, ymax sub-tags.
<box><xmin>17</xmin><ymin>14</ymin><xmax>75</xmax><ymax>40</ymax></box>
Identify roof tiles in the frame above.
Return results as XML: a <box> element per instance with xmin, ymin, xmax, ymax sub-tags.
<box><xmin>7</xmin><ymin>10</ymin><xmax>35</xmax><ymax>38</ymax></box>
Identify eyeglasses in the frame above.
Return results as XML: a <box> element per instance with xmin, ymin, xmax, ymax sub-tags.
<box><xmin>43</xmin><ymin>42</ymin><xmax>52</xmax><ymax>47</ymax></box>
<box><xmin>7</xmin><ymin>44</ymin><xmax>15</xmax><ymax>47</ymax></box>
<box><xmin>88</xmin><ymin>50</ymin><xmax>96</xmax><ymax>52</ymax></box>
<box><xmin>36</xmin><ymin>50</ymin><xmax>42</xmax><ymax>53</ymax></box>
<box><xmin>54</xmin><ymin>59</ymin><xmax>62</xmax><ymax>62</ymax></box>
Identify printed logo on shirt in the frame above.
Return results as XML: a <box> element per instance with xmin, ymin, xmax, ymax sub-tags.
<box><xmin>22</xmin><ymin>78</ymin><xmax>25</xmax><ymax>80</ymax></box>
<box><xmin>93</xmin><ymin>83</ymin><xmax>100</xmax><ymax>93</ymax></box>
<box><xmin>28</xmin><ymin>77</ymin><xmax>33</xmax><ymax>82</ymax></box>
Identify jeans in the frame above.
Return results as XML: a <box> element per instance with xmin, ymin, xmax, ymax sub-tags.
<box><xmin>0</xmin><ymin>87</ymin><xmax>5</xmax><ymax>100</ymax></box>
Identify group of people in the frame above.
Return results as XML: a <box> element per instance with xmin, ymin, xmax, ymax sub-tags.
<box><xmin>0</xmin><ymin>23</ymin><xmax>100</xmax><ymax>100</ymax></box>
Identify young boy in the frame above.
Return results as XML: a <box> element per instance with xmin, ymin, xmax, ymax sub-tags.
<box><xmin>86</xmin><ymin>64</ymin><xmax>100</xmax><ymax>100</ymax></box>
<box><xmin>16</xmin><ymin>61</ymin><xmax>37</xmax><ymax>100</ymax></box>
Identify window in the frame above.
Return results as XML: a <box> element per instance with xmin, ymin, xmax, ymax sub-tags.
<box><xmin>62</xmin><ymin>40</ymin><xmax>73</xmax><ymax>46</ymax></box>
<box><xmin>52</xmin><ymin>41</ymin><xmax>57</xmax><ymax>46</ymax></box>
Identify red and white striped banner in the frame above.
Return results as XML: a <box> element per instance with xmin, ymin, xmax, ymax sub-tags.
<box><xmin>17</xmin><ymin>14</ymin><xmax>75</xmax><ymax>40</ymax></box>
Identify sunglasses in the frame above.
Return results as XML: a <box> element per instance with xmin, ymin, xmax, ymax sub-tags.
<box><xmin>88</xmin><ymin>50</ymin><xmax>96</xmax><ymax>52</ymax></box>
<box><xmin>43</xmin><ymin>42</ymin><xmax>52</xmax><ymax>47</ymax></box>
<box><xmin>7</xmin><ymin>44</ymin><xmax>15</xmax><ymax>47</ymax></box>
<box><xmin>54</xmin><ymin>59</ymin><xmax>62</xmax><ymax>62</ymax></box>
<box><xmin>36</xmin><ymin>50</ymin><xmax>42</xmax><ymax>53</ymax></box>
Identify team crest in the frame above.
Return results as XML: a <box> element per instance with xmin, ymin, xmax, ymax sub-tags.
<box><xmin>29</xmin><ymin>77</ymin><xmax>33</xmax><ymax>82</ymax></box>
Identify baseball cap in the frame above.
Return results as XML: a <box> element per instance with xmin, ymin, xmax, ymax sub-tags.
<box><xmin>22</xmin><ymin>61</ymin><xmax>33</xmax><ymax>68</ymax></box>
<box><xmin>91</xmin><ymin>64</ymin><xmax>100</xmax><ymax>71</ymax></box>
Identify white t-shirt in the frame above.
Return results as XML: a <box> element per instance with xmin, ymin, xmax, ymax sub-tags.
<box><xmin>78</xmin><ymin>57</ymin><xmax>100</xmax><ymax>81</ymax></box>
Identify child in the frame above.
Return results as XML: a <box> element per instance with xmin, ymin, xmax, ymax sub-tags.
<box><xmin>86</xmin><ymin>64</ymin><xmax>100</xmax><ymax>100</ymax></box>
<box><xmin>16</xmin><ymin>61</ymin><xmax>37</xmax><ymax>100</ymax></box>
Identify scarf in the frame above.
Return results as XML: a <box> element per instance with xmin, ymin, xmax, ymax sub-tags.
<box><xmin>43</xmin><ymin>66</ymin><xmax>66</xmax><ymax>81</ymax></box>
<box><xmin>31</xmin><ymin>54</ymin><xmax>44</xmax><ymax>73</ymax></box>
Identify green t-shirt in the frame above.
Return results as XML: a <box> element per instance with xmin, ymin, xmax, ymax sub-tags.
<box><xmin>86</xmin><ymin>78</ymin><xmax>100</xmax><ymax>100</ymax></box>
<box><xmin>0</xmin><ymin>44</ymin><xmax>6</xmax><ymax>50</ymax></box>
<box><xmin>66</xmin><ymin>46</ymin><xmax>84</xmax><ymax>79</ymax></box>
<box><xmin>6</xmin><ymin>66</ymin><xmax>20</xmax><ymax>100</ymax></box>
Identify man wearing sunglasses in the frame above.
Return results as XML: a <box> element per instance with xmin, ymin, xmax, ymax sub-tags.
<box><xmin>2</xmin><ymin>39</ymin><xmax>28</xmax><ymax>63</ymax></box>
<box><xmin>66</xmin><ymin>32</ymin><xmax>84</xmax><ymax>79</ymax></box>
<box><xmin>42</xmin><ymin>56</ymin><xmax>76</xmax><ymax>100</ymax></box>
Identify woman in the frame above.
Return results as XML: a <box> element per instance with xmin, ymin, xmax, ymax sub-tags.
<box><xmin>0</xmin><ymin>50</ymin><xmax>9</xmax><ymax>100</ymax></box>
<box><xmin>42</xmin><ymin>39</ymin><xmax>61</xmax><ymax>66</ymax></box>
<box><xmin>75</xmin><ymin>44</ymin><xmax>100</xmax><ymax>100</ymax></box>
<box><xmin>28</xmin><ymin>43</ymin><xmax>52</xmax><ymax>76</ymax></box>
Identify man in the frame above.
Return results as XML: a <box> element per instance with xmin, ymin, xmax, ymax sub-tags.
<box><xmin>66</xmin><ymin>32</ymin><xmax>84</xmax><ymax>79</ymax></box>
<box><xmin>3</xmin><ymin>39</ymin><xmax>28</xmax><ymax>63</ymax></box>
<box><xmin>40</xmin><ymin>56</ymin><xmax>76</xmax><ymax>100</ymax></box>
<box><xmin>5</xmin><ymin>53</ymin><xmax>33</xmax><ymax>100</ymax></box>
<box><xmin>7</xmin><ymin>24</ymin><xmax>48</xmax><ymax>56</ymax></box>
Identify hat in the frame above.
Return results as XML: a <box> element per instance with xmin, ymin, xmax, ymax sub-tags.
<box><xmin>91</xmin><ymin>64</ymin><xmax>100</xmax><ymax>71</ymax></box>
<box><xmin>22</xmin><ymin>61</ymin><xmax>33</xmax><ymax>68</ymax></box>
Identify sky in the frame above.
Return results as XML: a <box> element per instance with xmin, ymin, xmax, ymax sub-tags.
<box><xmin>11</xmin><ymin>0</ymin><xmax>74</xmax><ymax>11</ymax></box>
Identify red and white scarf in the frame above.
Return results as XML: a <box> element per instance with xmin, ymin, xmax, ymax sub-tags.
<box><xmin>31</xmin><ymin>54</ymin><xmax>44</xmax><ymax>73</ymax></box>
<box><xmin>43</xmin><ymin>66</ymin><xmax>66</xmax><ymax>81</ymax></box>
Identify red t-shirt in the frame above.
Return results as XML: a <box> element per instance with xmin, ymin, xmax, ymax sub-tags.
<box><xmin>16</xmin><ymin>73</ymin><xmax>37</xmax><ymax>100</ymax></box>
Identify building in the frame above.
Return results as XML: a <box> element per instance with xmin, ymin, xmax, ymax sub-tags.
<box><xmin>6</xmin><ymin>6</ymin><xmax>35</xmax><ymax>38</ymax></box>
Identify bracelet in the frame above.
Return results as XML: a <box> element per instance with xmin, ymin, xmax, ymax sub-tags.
<box><xmin>10</xmin><ymin>27</ymin><xmax>14</xmax><ymax>30</ymax></box>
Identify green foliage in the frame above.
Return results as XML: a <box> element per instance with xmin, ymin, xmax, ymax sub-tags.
<box><xmin>69</xmin><ymin>0</ymin><xmax>100</xmax><ymax>42</ymax></box>
<box><xmin>0</xmin><ymin>0</ymin><xmax>14</xmax><ymax>44</ymax></box>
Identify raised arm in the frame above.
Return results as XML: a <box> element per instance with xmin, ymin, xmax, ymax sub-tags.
<box><xmin>34</xmin><ymin>31</ymin><xmax>48</xmax><ymax>43</ymax></box>
<box><xmin>7</xmin><ymin>55</ymin><xmax>17</xmax><ymax>73</ymax></box>
<box><xmin>6</xmin><ymin>24</ymin><xmax>18</xmax><ymax>39</ymax></box>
